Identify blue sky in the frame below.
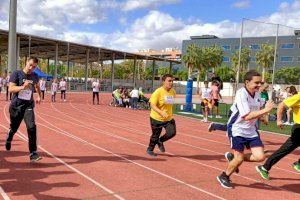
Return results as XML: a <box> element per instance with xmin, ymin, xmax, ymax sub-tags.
<box><xmin>0</xmin><ymin>0</ymin><xmax>299</xmax><ymax>51</ymax></box>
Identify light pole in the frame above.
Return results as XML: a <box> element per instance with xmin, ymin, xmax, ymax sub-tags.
<box><xmin>7</xmin><ymin>0</ymin><xmax>17</xmax><ymax>73</ymax></box>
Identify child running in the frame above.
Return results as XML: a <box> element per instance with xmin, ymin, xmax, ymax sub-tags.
<box><xmin>146</xmin><ymin>74</ymin><xmax>176</xmax><ymax>156</ymax></box>
<box><xmin>217</xmin><ymin>70</ymin><xmax>274</xmax><ymax>189</ymax></box>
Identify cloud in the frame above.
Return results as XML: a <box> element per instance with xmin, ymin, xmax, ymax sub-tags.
<box><xmin>122</xmin><ymin>0</ymin><xmax>180</xmax><ymax>11</ymax></box>
<box><xmin>1</xmin><ymin>0</ymin><xmax>300</xmax><ymax>53</ymax></box>
<box><xmin>231</xmin><ymin>1</ymin><xmax>250</xmax><ymax>9</ymax></box>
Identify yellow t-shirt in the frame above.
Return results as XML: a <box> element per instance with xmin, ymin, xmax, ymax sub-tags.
<box><xmin>150</xmin><ymin>87</ymin><xmax>176</xmax><ymax>122</ymax></box>
<box><xmin>284</xmin><ymin>93</ymin><xmax>300</xmax><ymax>124</ymax></box>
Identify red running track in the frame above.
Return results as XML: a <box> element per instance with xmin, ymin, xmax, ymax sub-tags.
<box><xmin>0</xmin><ymin>92</ymin><xmax>299</xmax><ymax>200</ymax></box>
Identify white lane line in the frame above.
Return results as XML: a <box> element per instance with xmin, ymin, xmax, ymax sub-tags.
<box><xmin>2</xmin><ymin>105</ymin><xmax>125</xmax><ymax>200</ymax></box>
<box><xmin>0</xmin><ymin>186</ymin><xmax>10</xmax><ymax>200</ymax></box>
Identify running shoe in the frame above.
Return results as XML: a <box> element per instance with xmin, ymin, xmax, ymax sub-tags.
<box><xmin>30</xmin><ymin>152</ymin><xmax>42</xmax><ymax>162</ymax></box>
<box><xmin>157</xmin><ymin>140</ymin><xmax>165</xmax><ymax>153</ymax></box>
<box><xmin>208</xmin><ymin>122</ymin><xmax>215</xmax><ymax>132</ymax></box>
<box><xmin>146</xmin><ymin>147</ymin><xmax>157</xmax><ymax>157</ymax></box>
<box><xmin>256</xmin><ymin>165</ymin><xmax>269</xmax><ymax>180</ymax></box>
<box><xmin>293</xmin><ymin>161</ymin><xmax>300</xmax><ymax>172</ymax></box>
<box><xmin>217</xmin><ymin>172</ymin><xmax>233</xmax><ymax>189</ymax></box>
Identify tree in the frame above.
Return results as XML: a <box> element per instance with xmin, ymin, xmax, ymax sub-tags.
<box><xmin>231</xmin><ymin>47</ymin><xmax>251</xmax><ymax>75</ymax></box>
<box><xmin>182</xmin><ymin>44</ymin><xmax>198</xmax><ymax>78</ymax></box>
<box><xmin>215</xmin><ymin>65</ymin><xmax>235</xmax><ymax>82</ymax></box>
<box><xmin>158</xmin><ymin>66</ymin><xmax>169</xmax><ymax>78</ymax></box>
<box><xmin>256</xmin><ymin>43</ymin><xmax>274</xmax><ymax>81</ymax></box>
<box><xmin>275</xmin><ymin>67</ymin><xmax>300</xmax><ymax>84</ymax></box>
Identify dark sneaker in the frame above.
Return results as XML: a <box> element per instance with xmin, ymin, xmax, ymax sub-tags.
<box><xmin>225</xmin><ymin>152</ymin><xmax>239</xmax><ymax>173</ymax></box>
<box><xmin>157</xmin><ymin>140</ymin><xmax>165</xmax><ymax>153</ymax></box>
<box><xmin>256</xmin><ymin>165</ymin><xmax>269</xmax><ymax>180</ymax></box>
<box><xmin>208</xmin><ymin>122</ymin><xmax>215</xmax><ymax>132</ymax></box>
<box><xmin>146</xmin><ymin>148</ymin><xmax>157</xmax><ymax>157</ymax></box>
<box><xmin>217</xmin><ymin>172</ymin><xmax>233</xmax><ymax>189</ymax></box>
<box><xmin>5</xmin><ymin>141</ymin><xmax>11</xmax><ymax>151</ymax></box>
<box><xmin>292</xmin><ymin>161</ymin><xmax>300</xmax><ymax>172</ymax></box>
<box><xmin>30</xmin><ymin>152</ymin><xmax>42</xmax><ymax>163</ymax></box>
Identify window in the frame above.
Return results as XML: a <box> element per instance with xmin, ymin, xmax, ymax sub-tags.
<box><xmin>298</xmin><ymin>57</ymin><xmax>300</xmax><ymax>62</ymax></box>
<box><xmin>235</xmin><ymin>45</ymin><xmax>240</xmax><ymax>50</ymax></box>
<box><xmin>281</xmin><ymin>43</ymin><xmax>294</xmax><ymax>49</ymax></box>
<box><xmin>250</xmin><ymin>57</ymin><xmax>256</xmax><ymax>62</ymax></box>
<box><xmin>250</xmin><ymin>44</ymin><xmax>260</xmax><ymax>50</ymax></box>
<box><xmin>280</xmin><ymin>56</ymin><xmax>293</xmax><ymax>62</ymax></box>
<box><xmin>222</xmin><ymin>45</ymin><xmax>231</xmax><ymax>51</ymax></box>
<box><xmin>222</xmin><ymin>56</ymin><xmax>230</xmax><ymax>62</ymax></box>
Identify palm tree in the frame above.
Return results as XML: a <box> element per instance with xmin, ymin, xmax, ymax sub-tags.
<box><xmin>231</xmin><ymin>47</ymin><xmax>251</xmax><ymax>76</ymax></box>
<box><xmin>182</xmin><ymin>44</ymin><xmax>198</xmax><ymax>78</ymax></box>
<box><xmin>256</xmin><ymin>43</ymin><xmax>274</xmax><ymax>81</ymax></box>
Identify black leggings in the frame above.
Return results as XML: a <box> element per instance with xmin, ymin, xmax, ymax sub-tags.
<box><xmin>93</xmin><ymin>92</ymin><xmax>99</xmax><ymax>104</ymax></box>
<box><xmin>61</xmin><ymin>90</ymin><xmax>66</xmax><ymax>100</ymax></box>
<box><xmin>8</xmin><ymin>105</ymin><xmax>37</xmax><ymax>153</ymax></box>
<box><xmin>263</xmin><ymin>124</ymin><xmax>300</xmax><ymax>171</ymax></box>
<box><xmin>148</xmin><ymin>118</ymin><xmax>176</xmax><ymax>150</ymax></box>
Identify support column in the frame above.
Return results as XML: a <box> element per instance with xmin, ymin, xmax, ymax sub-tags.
<box><xmin>47</xmin><ymin>58</ymin><xmax>50</xmax><ymax>74</ymax></box>
<box><xmin>16</xmin><ymin>36</ymin><xmax>20</xmax><ymax>69</ymax></box>
<box><xmin>28</xmin><ymin>36</ymin><xmax>31</xmax><ymax>56</ymax></box>
<box><xmin>54</xmin><ymin>43</ymin><xmax>58</xmax><ymax>78</ymax></box>
<box><xmin>111</xmin><ymin>53</ymin><xmax>115</xmax><ymax>92</ymax></box>
<box><xmin>133</xmin><ymin>56</ymin><xmax>137</xmax><ymax>88</ymax></box>
<box><xmin>85</xmin><ymin>48</ymin><xmax>90</xmax><ymax>91</ymax></box>
<box><xmin>8</xmin><ymin>0</ymin><xmax>17</xmax><ymax>73</ymax></box>
<box><xmin>152</xmin><ymin>60</ymin><xmax>155</xmax><ymax>92</ymax></box>
<box><xmin>67</xmin><ymin>43</ymin><xmax>70</xmax><ymax>90</ymax></box>
<box><xmin>169</xmin><ymin>62</ymin><xmax>173</xmax><ymax>74</ymax></box>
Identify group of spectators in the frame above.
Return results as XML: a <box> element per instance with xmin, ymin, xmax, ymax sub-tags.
<box><xmin>111</xmin><ymin>87</ymin><xmax>149</xmax><ymax>109</ymax></box>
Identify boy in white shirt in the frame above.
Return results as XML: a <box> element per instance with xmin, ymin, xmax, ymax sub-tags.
<box><xmin>217</xmin><ymin>70</ymin><xmax>274</xmax><ymax>189</ymax></box>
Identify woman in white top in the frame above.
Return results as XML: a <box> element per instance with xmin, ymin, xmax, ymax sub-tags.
<box><xmin>92</xmin><ymin>79</ymin><xmax>100</xmax><ymax>105</ymax></box>
<box><xmin>130</xmin><ymin>88</ymin><xmax>139</xmax><ymax>109</ymax></box>
<box><xmin>39</xmin><ymin>78</ymin><xmax>46</xmax><ymax>100</ymax></box>
<box><xmin>59</xmin><ymin>78</ymin><xmax>67</xmax><ymax>101</ymax></box>
<box><xmin>51</xmin><ymin>79</ymin><xmax>58</xmax><ymax>102</ymax></box>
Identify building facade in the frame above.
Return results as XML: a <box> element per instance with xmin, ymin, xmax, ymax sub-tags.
<box><xmin>182</xmin><ymin>32</ymin><xmax>300</xmax><ymax>71</ymax></box>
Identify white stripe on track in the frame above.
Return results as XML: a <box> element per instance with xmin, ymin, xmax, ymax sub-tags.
<box><xmin>0</xmin><ymin>187</ymin><xmax>10</xmax><ymax>200</ymax></box>
<box><xmin>2</xmin><ymin>105</ymin><xmax>125</xmax><ymax>200</ymax></box>
<box><xmin>38</xmin><ymin>104</ymin><xmax>299</xmax><ymax>196</ymax></box>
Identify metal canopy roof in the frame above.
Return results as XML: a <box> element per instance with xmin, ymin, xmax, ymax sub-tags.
<box><xmin>0</xmin><ymin>29</ymin><xmax>181</xmax><ymax>64</ymax></box>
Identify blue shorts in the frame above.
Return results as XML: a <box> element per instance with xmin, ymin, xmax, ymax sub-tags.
<box><xmin>230</xmin><ymin>136</ymin><xmax>264</xmax><ymax>152</ymax></box>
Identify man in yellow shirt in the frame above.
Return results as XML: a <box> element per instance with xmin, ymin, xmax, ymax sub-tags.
<box><xmin>146</xmin><ymin>74</ymin><xmax>176</xmax><ymax>156</ymax></box>
<box><xmin>256</xmin><ymin>91</ymin><xmax>300</xmax><ymax>179</ymax></box>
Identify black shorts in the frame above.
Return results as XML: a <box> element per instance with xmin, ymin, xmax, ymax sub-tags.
<box><xmin>213</xmin><ymin>99</ymin><xmax>219</xmax><ymax>107</ymax></box>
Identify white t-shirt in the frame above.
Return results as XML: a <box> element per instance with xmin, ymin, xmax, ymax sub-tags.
<box><xmin>40</xmin><ymin>80</ymin><xmax>46</xmax><ymax>91</ymax></box>
<box><xmin>92</xmin><ymin>81</ymin><xmax>100</xmax><ymax>92</ymax></box>
<box><xmin>59</xmin><ymin>81</ymin><xmax>67</xmax><ymax>90</ymax></box>
<box><xmin>228</xmin><ymin>87</ymin><xmax>264</xmax><ymax>138</ymax></box>
<box><xmin>130</xmin><ymin>89</ymin><xmax>139</xmax><ymax>98</ymax></box>
<box><xmin>51</xmin><ymin>83</ymin><xmax>58</xmax><ymax>93</ymax></box>
<box><xmin>201</xmin><ymin>88</ymin><xmax>212</xmax><ymax>99</ymax></box>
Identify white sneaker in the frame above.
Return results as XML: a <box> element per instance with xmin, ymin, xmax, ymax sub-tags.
<box><xmin>283</xmin><ymin>121</ymin><xmax>291</xmax><ymax>125</ymax></box>
<box><xmin>216</xmin><ymin>115</ymin><xmax>222</xmax><ymax>118</ymax></box>
<box><xmin>208</xmin><ymin>115</ymin><xmax>213</xmax><ymax>118</ymax></box>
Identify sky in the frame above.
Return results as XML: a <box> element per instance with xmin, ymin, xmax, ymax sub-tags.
<box><xmin>0</xmin><ymin>0</ymin><xmax>299</xmax><ymax>52</ymax></box>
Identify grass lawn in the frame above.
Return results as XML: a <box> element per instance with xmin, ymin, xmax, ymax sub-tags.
<box><xmin>174</xmin><ymin>103</ymin><xmax>292</xmax><ymax>135</ymax></box>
